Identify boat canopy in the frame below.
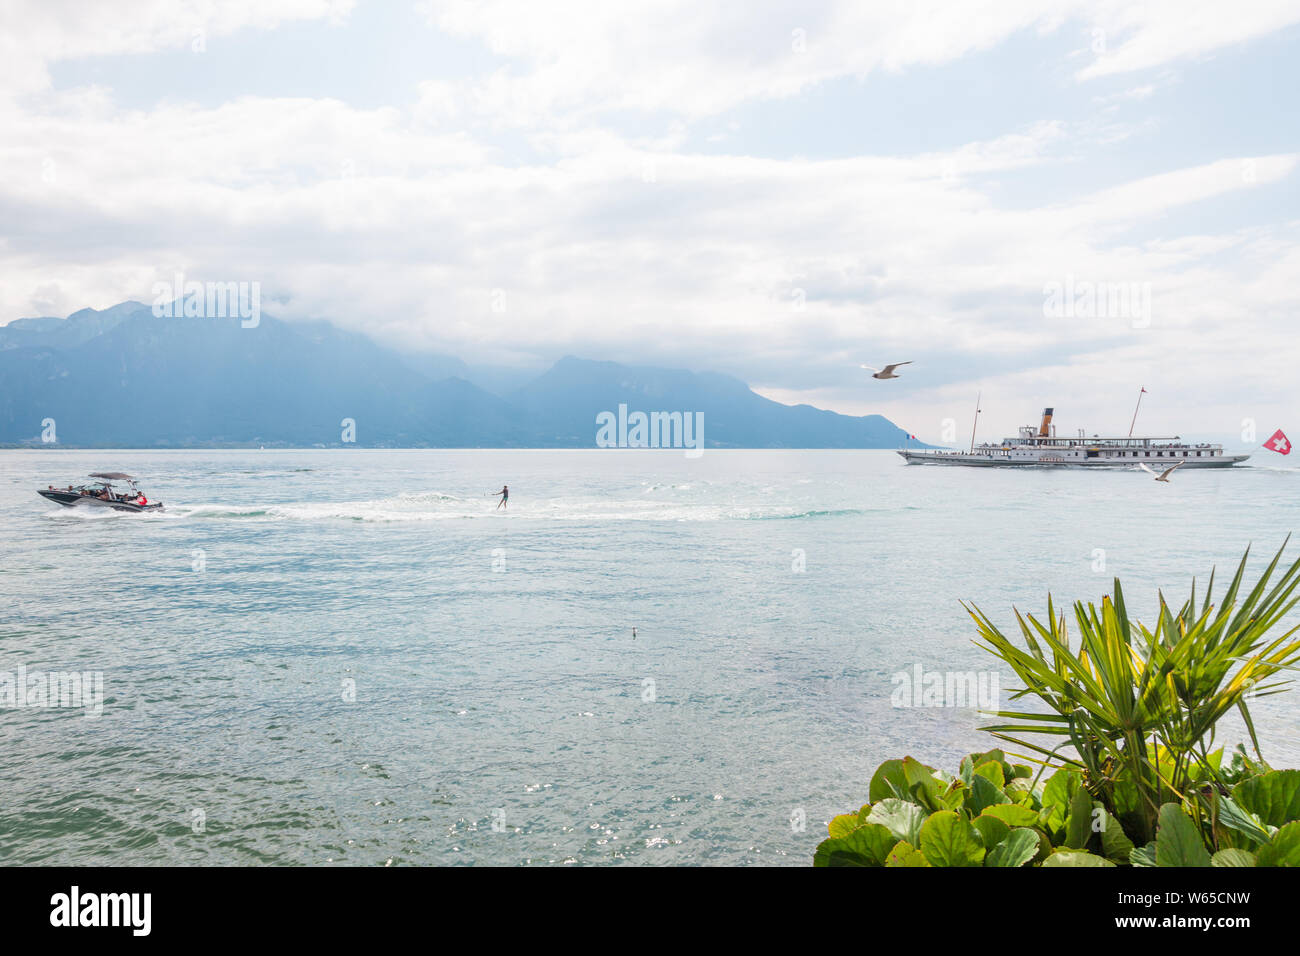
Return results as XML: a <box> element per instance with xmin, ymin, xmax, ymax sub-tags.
<box><xmin>89</xmin><ymin>472</ymin><xmax>134</xmax><ymax>480</ymax></box>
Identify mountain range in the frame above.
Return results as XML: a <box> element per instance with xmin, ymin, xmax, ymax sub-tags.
<box><xmin>0</xmin><ymin>301</ymin><xmax>920</xmax><ymax>448</ymax></box>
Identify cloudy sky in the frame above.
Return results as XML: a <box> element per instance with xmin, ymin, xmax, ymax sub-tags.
<box><xmin>2</xmin><ymin>0</ymin><xmax>1297</xmax><ymax>440</ymax></box>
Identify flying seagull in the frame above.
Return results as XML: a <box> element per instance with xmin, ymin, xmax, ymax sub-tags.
<box><xmin>1139</xmin><ymin>460</ymin><xmax>1184</xmax><ymax>482</ymax></box>
<box><xmin>861</xmin><ymin>362</ymin><xmax>912</xmax><ymax>380</ymax></box>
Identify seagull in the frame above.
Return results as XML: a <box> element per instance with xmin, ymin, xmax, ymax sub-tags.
<box><xmin>861</xmin><ymin>362</ymin><xmax>912</xmax><ymax>380</ymax></box>
<box><xmin>1139</xmin><ymin>460</ymin><xmax>1184</xmax><ymax>482</ymax></box>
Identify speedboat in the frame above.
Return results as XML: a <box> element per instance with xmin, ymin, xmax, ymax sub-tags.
<box><xmin>38</xmin><ymin>473</ymin><xmax>163</xmax><ymax>512</ymax></box>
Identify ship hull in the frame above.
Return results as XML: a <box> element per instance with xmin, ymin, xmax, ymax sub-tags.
<box><xmin>37</xmin><ymin>490</ymin><xmax>163</xmax><ymax>512</ymax></box>
<box><xmin>898</xmin><ymin>451</ymin><xmax>1250</xmax><ymax>468</ymax></box>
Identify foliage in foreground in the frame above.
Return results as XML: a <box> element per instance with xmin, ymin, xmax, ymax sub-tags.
<box><xmin>816</xmin><ymin>541</ymin><xmax>1300</xmax><ymax>867</ymax></box>
<box><xmin>815</xmin><ymin>749</ymin><xmax>1300</xmax><ymax>866</ymax></box>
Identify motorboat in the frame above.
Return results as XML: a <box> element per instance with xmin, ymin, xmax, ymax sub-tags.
<box><xmin>37</xmin><ymin>473</ymin><xmax>164</xmax><ymax>512</ymax></box>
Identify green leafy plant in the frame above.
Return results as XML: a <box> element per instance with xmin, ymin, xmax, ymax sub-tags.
<box><xmin>968</xmin><ymin>539</ymin><xmax>1300</xmax><ymax>846</ymax></box>
<box><xmin>816</xmin><ymin>751</ymin><xmax>1300</xmax><ymax>867</ymax></box>
<box><xmin>815</xmin><ymin>542</ymin><xmax>1300</xmax><ymax>867</ymax></box>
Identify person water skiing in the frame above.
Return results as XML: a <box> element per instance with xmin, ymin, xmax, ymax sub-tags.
<box><xmin>494</xmin><ymin>485</ymin><xmax>508</xmax><ymax>510</ymax></box>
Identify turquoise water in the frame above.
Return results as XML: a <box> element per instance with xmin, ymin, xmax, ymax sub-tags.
<box><xmin>2</xmin><ymin>448</ymin><xmax>1298</xmax><ymax>865</ymax></box>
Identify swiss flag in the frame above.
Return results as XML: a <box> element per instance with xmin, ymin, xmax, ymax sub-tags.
<box><xmin>1264</xmin><ymin>429</ymin><xmax>1291</xmax><ymax>455</ymax></box>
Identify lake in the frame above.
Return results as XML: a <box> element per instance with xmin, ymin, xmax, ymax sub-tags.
<box><xmin>2</xmin><ymin>448</ymin><xmax>1297</xmax><ymax>864</ymax></box>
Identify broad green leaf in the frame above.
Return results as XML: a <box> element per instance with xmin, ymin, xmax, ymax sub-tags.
<box><xmin>827</xmin><ymin>813</ymin><xmax>859</xmax><ymax>839</ymax></box>
<box><xmin>1064</xmin><ymin>785</ymin><xmax>1094</xmax><ymax>850</ymax></box>
<box><xmin>966</xmin><ymin>774</ymin><xmax>1008</xmax><ymax>816</ymax></box>
<box><xmin>1154</xmin><ymin>804</ymin><xmax>1212</xmax><ymax>867</ymax></box>
<box><xmin>813</xmin><ymin>836</ymin><xmax>871</xmax><ymax>867</ymax></box>
<box><xmin>1216</xmin><ymin>794</ymin><xmax>1272</xmax><ymax>847</ymax></box>
<box><xmin>1041</xmin><ymin>768</ymin><xmax>1080</xmax><ymax>836</ymax></box>
<box><xmin>823</xmin><ymin>851</ymin><xmax>869</xmax><ymax>866</ymax></box>
<box><xmin>971</xmin><ymin>813</ymin><xmax>1010</xmax><ymax>850</ymax></box>
<box><xmin>1004</xmin><ymin>777</ymin><xmax>1036</xmax><ymax>807</ymax></box>
<box><xmin>1031</xmin><ymin>828</ymin><xmax>1053</xmax><ymax>863</ymax></box>
<box><xmin>865</xmin><ymin>798</ymin><xmax>926</xmax><ymax>847</ymax></box>
<box><xmin>1095</xmin><ymin>806</ymin><xmax>1136</xmax><ymax>863</ymax></box>
<box><xmin>1211</xmin><ymin>848</ymin><xmax>1257</xmax><ymax>867</ymax></box>
<box><xmin>884</xmin><ymin>840</ymin><xmax>930</xmax><ymax>867</ymax></box>
<box><xmin>919</xmin><ymin>811</ymin><xmax>986</xmax><ymax>867</ymax></box>
<box><xmin>973</xmin><ymin>760</ymin><xmax>1006</xmax><ymax>789</ymax></box>
<box><xmin>981</xmin><ymin>803</ymin><xmax>1039</xmax><ymax>827</ymax></box>
<box><xmin>986</xmin><ymin>828</ymin><xmax>1039</xmax><ymax>867</ymax></box>
<box><xmin>1110</xmin><ymin>774</ymin><xmax>1142</xmax><ymax>822</ymax></box>
<box><xmin>1256</xmin><ymin>821</ymin><xmax>1300</xmax><ymax>867</ymax></box>
<box><xmin>814</xmin><ymin>821</ymin><xmax>899</xmax><ymax>866</ymax></box>
<box><xmin>932</xmin><ymin>769</ymin><xmax>959</xmax><ymax>787</ymax></box>
<box><xmin>1232</xmin><ymin>770</ymin><xmax>1300</xmax><ymax>829</ymax></box>
<box><xmin>1010</xmin><ymin>788</ymin><xmax>1037</xmax><ymax>809</ymax></box>
<box><xmin>939</xmin><ymin>780</ymin><xmax>968</xmax><ymax>813</ymax></box>
<box><xmin>1042</xmin><ymin>849</ymin><xmax>1115</xmax><ymax>867</ymax></box>
<box><xmin>848</xmin><ymin>823</ymin><xmax>902</xmax><ymax>866</ymax></box>
<box><xmin>902</xmin><ymin>757</ymin><xmax>948</xmax><ymax>813</ymax></box>
<box><xmin>970</xmin><ymin>748</ymin><xmax>1008</xmax><ymax>768</ymax></box>
<box><xmin>868</xmin><ymin>759</ymin><xmax>910</xmax><ymax>804</ymax></box>
<box><xmin>1130</xmin><ymin>842</ymin><xmax>1157</xmax><ymax>867</ymax></box>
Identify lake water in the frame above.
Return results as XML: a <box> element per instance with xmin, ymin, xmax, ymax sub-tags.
<box><xmin>2</xmin><ymin>448</ymin><xmax>1298</xmax><ymax>865</ymax></box>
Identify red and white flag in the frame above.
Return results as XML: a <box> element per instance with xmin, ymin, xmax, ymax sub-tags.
<box><xmin>1264</xmin><ymin>429</ymin><xmax>1291</xmax><ymax>455</ymax></box>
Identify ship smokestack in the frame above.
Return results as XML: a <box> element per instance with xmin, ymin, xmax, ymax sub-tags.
<box><xmin>1038</xmin><ymin>408</ymin><xmax>1054</xmax><ymax>437</ymax></box>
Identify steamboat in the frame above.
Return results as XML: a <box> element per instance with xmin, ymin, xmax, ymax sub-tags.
<box><xmin>899</xmin><ymin>407</ymin><xmax>1248</xmax><ymax>468</ymax></box>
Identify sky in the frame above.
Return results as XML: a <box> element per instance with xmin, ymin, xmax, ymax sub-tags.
<box><xmin>1</xmin><ymin>0</ymin><xmax>1297</xmax><ymax>442</ymax></box>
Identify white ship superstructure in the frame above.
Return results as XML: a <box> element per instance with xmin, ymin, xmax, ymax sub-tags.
<box><xmin>899</xmin><ymin>408</ymin><xmax>1249</xmax><ymax>468</ymax></box>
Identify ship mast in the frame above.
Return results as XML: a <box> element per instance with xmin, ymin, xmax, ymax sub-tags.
<box><xmin>1128</xmin><ymin>387</ymin><xmax>1146</xmax><ymax>438</ymax></box>
<box><xmin>969</xmin><ymin>391</ymin><xmax>981</xmax><ymax>453</ymax></box>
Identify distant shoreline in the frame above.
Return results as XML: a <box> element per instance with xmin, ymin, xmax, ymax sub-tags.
<box><xmin>0</xmin><ymin>444</ymin><xmax>933</xmax><ymax>451</ymax></box>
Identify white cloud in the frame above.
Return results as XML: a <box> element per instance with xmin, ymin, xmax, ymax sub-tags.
<box><xmin>1077</xmin><ymin>0</ymin><xmax>1300</xmax><ymax>80</ymax></box>
<box><xmin>0</xmin><ymin>0</ymin><xmax>1297</xmax><ymax>439</ymax></box>
<box><xmin>414</xmin><ymin>0</ymin><xmax>1300</xmax><ymax>124</ymax></box>
<box><xmin>0</xmin><ymin>0</ymin><xmax>354</xmax><ymax>98</ymax></box>
<box><xmin>418</xmin><ymin>0</ymin><xmax>1073</xmax><ymax>122</ymax></box>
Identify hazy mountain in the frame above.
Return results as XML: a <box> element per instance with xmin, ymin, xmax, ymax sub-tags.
<box><xmin>398</xmin><ymin>351</ymin><xmax>545</xmax><ymax>398</ymax></box>
<box><xmin>512</xmin><ymin>356</ymin><xmax>915</xmax><ymax>448</ymax></box>
<box><xmin>1</xmin><ymin>305</ymin><xmax>528</xmax><ymax>446</ymax></box>
<box><xmin>0</xmin><ymin>303</ymin><xmax>921</xmax><ymax>448</ymax></box>
<box><xmin>2</xmin><ymin>301</ymin><xmax>148</xmax><ymax>349</ymax></box>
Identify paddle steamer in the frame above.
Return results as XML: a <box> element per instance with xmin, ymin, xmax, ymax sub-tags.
<box><xmin>899</xmin><ymin>408</ymin><xmax>1248</xmax><ymax>468</ymax></box>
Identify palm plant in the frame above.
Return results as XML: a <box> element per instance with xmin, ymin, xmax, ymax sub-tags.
<box><xmin>965</xmin><ymin>539</ymin><xmax>1300</xmax><ymax>845</ymax></box>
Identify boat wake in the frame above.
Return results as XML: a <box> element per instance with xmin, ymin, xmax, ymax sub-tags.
<box><xmin>1243</xmin><ymin>463</ymin><xmax>1300</xmax><ymax>473</ymax></box>
<box><xmin>127</xmin><ymin>491</ymin><xmax>885</xmax><ymax>524</ymax></box>
<box><xmin>40</xmin><ymin>506</ymin><xmax>163</xmax><ymax>521</ymax></box>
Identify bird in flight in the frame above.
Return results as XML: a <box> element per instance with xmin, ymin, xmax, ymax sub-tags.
<box><xmin>1139</xmin><ymin>460</ymin><xmax>1184</xmax><ymax>482</ymax></box>
<box><xmin>861</xmin><ymin>362</ymin><xmax>912</xmax><ymax>380</ymax></box>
